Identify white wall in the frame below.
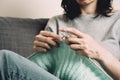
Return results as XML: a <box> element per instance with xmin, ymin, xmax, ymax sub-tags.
<box><xmin>0</xmin><ymin>0</ymin><xmax>63</xmax><ymax>18</ymax></box>
<box><xmin>0</xmin><ymin>0</ymin><xmax>120</xmax><ymax>18</ymax></box>
<box><xmin>113</xmin><ymin>0</ymin><xmax>120</xmax><ymax>10</ymax></box>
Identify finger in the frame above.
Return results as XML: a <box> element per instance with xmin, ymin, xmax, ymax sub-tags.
<box><xmin>70</xmin><ymin>44</ymin><xmax>86</xmax><ymax>50</ymax></box>
<box><xmin>66</xmin><ymin>37</ymin><xmax>84</xmax><ymax>44</ymax></box>
<box><xmin>35</xmin><ymin>34</ymin><xmax>51</xmax><ymax>41</ymax></box>
<box><xmin>40</xmin><ymin>31</ymin><xmax>62</xmax><ymax>41</ymax></box>
<box><xmin>33</xmin><ymin>46</ymin><xmax>47</xmax><ymax>52</ymax></box>
<box><xmin>60</xmin><ymin>28</ymin><xmax>85</xmax><ymax>38</ymax></box>
<box><xmin>76</xmin><ymin>50</ymin><xmax>86</xmax><ymax>56</ymax></box>
<box><xmin>34</xmin><ymin>41</ymin><xmax>51</xmax><ymax>50</ymax></box>
<box><xmin>35</xmin><ymin>35</ymin><xmax>57</xmax><ymax>46</ymax></box>
<box><xmin>66</xmin><ymin>34</ymin><xmax>77</xmax><ymax>38</ymax></box>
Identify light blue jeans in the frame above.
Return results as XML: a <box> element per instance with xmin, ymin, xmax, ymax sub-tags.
<box><xmin>0</xmin><ymin>50</ymin><xmax>60</xmax><ymax>80</ymax></box>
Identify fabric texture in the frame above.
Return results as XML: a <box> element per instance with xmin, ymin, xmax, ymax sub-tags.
<box><xmin>0</xmin><ymin>17</ymin><xmax>48</xmax><ymax>57</ymax></box>
<box><xmin>0</xmin><ymin>50</ymin><xmax>60</xmax><ymax>80</ymax></box>
<box><xmin>29</xmin><ymin>41</ymin><xmax>113</xmax><ymax>80</ymax></box>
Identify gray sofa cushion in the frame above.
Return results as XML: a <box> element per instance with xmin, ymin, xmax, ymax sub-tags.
<box><xmin>0</xmin><ymin>17</ymin><xmax>48</xmax><ymax>57</ymax></box>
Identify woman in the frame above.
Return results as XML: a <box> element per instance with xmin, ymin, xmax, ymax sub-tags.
<box><xmin>0</xmin><ymin>0</ymin><xmax>120</xmax><ymax>80</ymax></box>
<box><xmin>33</xmin><ymin>0</ymin><xmax>120</xmax><ymax>79</ymax></box>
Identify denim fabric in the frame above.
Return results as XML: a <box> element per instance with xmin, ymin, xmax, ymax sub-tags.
<box><xmin>0</xmin><ymin>50</ymin><xmax>59</xmax><ymax>80</ymax></box>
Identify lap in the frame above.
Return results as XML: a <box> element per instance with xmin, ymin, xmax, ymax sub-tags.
<box><xmin>0</xmin><ymin>50</ymin><xmax>59</xmax><ymax>80</ymax></box>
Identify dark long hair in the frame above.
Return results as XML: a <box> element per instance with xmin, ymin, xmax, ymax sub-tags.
<box><xmin>61</xmin><ymin>0</ymin><xmax>113</xmax><ymax>20</ymax></box>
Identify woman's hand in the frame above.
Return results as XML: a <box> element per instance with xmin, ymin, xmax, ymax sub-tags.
<box><xmin>33</xmin><ymin>30</ymin><xmax>62</xmax><ymax>52</ymax></box>
<box><xmin>60</xmin><ymin>28</ymin><xmax>109</xmax><ymax>60</ymax></box>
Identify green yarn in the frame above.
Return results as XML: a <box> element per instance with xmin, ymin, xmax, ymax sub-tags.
<box><xmin>28</xmin><ymin>41</ymin><xmax>113</xmax><ymax>80</ymax></box>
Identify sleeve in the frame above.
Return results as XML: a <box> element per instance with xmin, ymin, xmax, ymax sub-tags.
<box><xmin>115</xmin><ymin>19</ymin><xmax>120</xmax><ymax>60</ymax></box>
<box><xmin>117</xmin><ymin>27</ymin><xmax>120</xmax><ymax>61</ymax></box>
<box><xmin>45</xmin><ymin>16</ymin><xmax>58</xmax><ymax>34</ymax></box>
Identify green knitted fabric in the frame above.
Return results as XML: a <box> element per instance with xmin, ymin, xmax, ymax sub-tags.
<box><xmin>28</xmin><ymin>41</ymin><xmax>113</xmax><ymax>80</ymax></box>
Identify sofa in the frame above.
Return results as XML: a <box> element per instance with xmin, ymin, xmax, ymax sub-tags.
<box><xmin>0</xmin><ymin>17</ymin><xmax>114</xmax><ymax>80</ymax></box>
<box><xmin>0</xmin><ymin>17</ymin><xmax>49</xmax><ymax>57</ymax></box>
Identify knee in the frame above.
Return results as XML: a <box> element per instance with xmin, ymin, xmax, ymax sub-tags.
<box><xmin>0</xmin><ymin>50</ymin><xmax>17</xmax><ymax>58</ymax></box>
<box><xmin>0</xmin><ymin>50</ymin><xmax>12</xmax><ymax>55</ymax></box>
<box><xmin>0</xmin><ymin>49</ymin><xmax>11</xmax><ymax>53</ymax></box>
<box><xmin>0</xmin><ymin>50</ymin><xmax>10</xmax><ymax>55</ymax></box>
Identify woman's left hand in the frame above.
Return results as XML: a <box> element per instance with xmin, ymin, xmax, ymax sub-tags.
<box><xmin>60</xmin><ymin>28</ymin><xmax>108</xmax><ymax>60</ymax></box>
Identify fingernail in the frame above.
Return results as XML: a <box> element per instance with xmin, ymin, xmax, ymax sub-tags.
<box><xmin>60</xmin><ymin>38</ymin><xmax>63</xmax><ymax>41</ymax></box>
<box><xmin>48</xmin><ymin>47</ymin><xmax>51</xmax><ymax>50</ymax></box>
<box><xmin>43</xmin><ymin>49</ymin><xmax>47</xmax><ymax>52</ymax></box>
<box><xmin>56</xmin><ymin>42</ymin><xmax>60</xmax><ymax>47</ymax></box>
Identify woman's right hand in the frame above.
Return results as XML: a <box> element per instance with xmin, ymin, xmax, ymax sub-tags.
<box><xmin>33</xmin><ymin>30</ymin><xmax>62</xmax><ymax>52</ymax></box>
